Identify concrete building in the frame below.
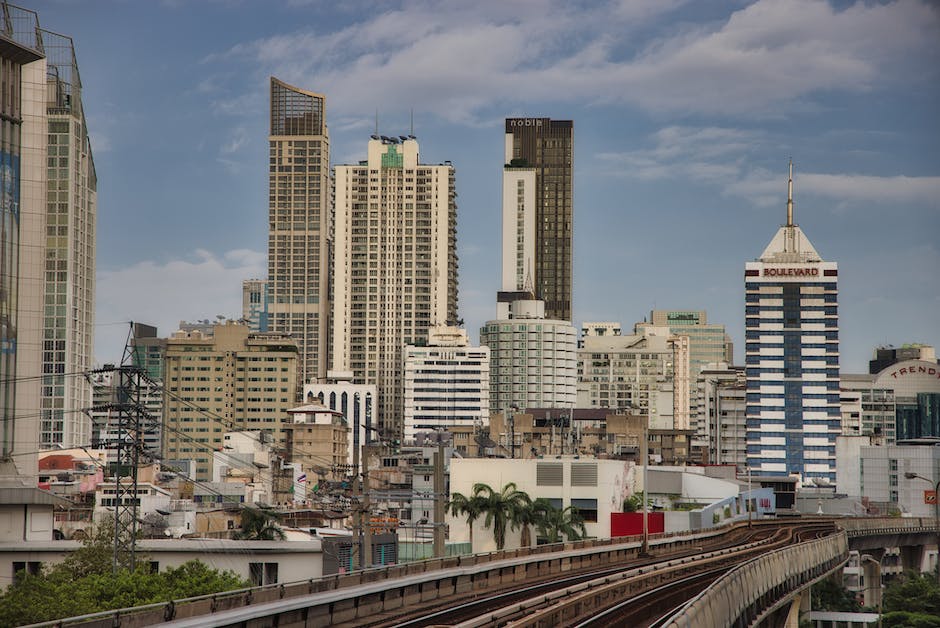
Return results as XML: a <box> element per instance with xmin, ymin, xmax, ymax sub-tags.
<box><xmin>577</xmin><ymin>323</ymin><xmax>690</xmax><ymax>430</ymax></box>
<box><xmin>403</xmin><ymin>325</ymin><xmax>489</xmax><ymax>441</ymax></box>
<box><xmin>0</xmin><ymin>538</ymin><xmax>325</xmax><ymax>589</ymax></box>
<box><xmin>267</xmin><ymin>77</ymin><xmax>331</xmax><ymax>386</ymax></box>
<box><xmin>840</xmin><ymin>359</ymin><xmax>940</xmax><ymax>444</ymax></box>
<box><xmin>304</xmin><ymin>378</ymin><xmax>376</xmax><ymax>469</ymax></box>
<box><xmin>640</xmin><ymin>310</ymin><xmax>733</xmax><ymax>426</ymax></box>
<box><xmin>744</xmin><ymin>164</ymin><xmax>840</xmax><ymax>484</ymax></box>
<box><xmin>694</xmin><ymin>363</ymin><xmax>747</xmax><ymax>469</ymax></box>
<box><xmin>38</xmin><ymin>29</ymin><xmax>97</xmax><ymax>449</ymax></box>
<box><xmin>242</xmin><ymin>278</ymin><xmax>269</xmax><ymax>332</ymax></box>
<box><xmin>448</xmin><ymin>457</ymin><xmax>633</xmax><ymax>552</ymax></box>
<box><xmin>332</xmin><ymin>136</ymin><xmax>458</xmax><ymax>436</ymax></box>
<box><xmin>162</xmin><ymin>322</ymin><xmax>297</xmax><ymax>481</ymax></box>
<box><xmin>869</xmin><ymin>344</ymin><xmax>937</xmax><ymax>374</ymax></box>
<box><xmin>502</xmin><ymin>118</ymin><xmax>573</xmax><ymax>321</ymax></box>
<box><xmin>283</xmin><ymin>403</ymin><xmax>349</xmax><ymax>483</ymax></box>
<box><xmin>480</xmin><ymin>299</ymin><xmax>577</xmax><ymax>415</ymax></box>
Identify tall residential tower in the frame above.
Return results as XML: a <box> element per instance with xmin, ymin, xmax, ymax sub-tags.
<box><xmin>332</xmin><ymin>136</ymin><xmax>458</xmax><ymax>435</ymax></box>
<box><xmin>267</xmin><ymin>78</ymin><xmax>330</xmax><ymax>387</ymax></box>
<box><xmin>744</xmin><ymin>164</ymin><xmax>840</xmax><ymax>484</ymax></box>
<box><xmin>39</xmin><ymin>29</ymin><xmax>97</xmax><ymax>448</ymax></box>
<box><xmin>502</xmin><ymin>118</ymin><xmax>573</xmax><ymax>321</ymax></box>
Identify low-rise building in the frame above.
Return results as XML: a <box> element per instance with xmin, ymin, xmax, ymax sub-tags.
<box><xmin>284</xmin><ymin>404</ymin><xmax>349</xmax><ymax>483</ymax></box>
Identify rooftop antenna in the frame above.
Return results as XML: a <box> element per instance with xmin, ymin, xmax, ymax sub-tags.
<box><xmin>410</xmin><ymin>108</ymin><xmax>414</xmax><ymax>137</ymax></box>
<box><xmin>374</xmin><ymin>109</ymin><xmax>379</xmax><ymax>136</ymax></box>
<box><xmin>786</xmin><ymin>159</ymin><xmax>794</xmax><ymax>227</ymax></box>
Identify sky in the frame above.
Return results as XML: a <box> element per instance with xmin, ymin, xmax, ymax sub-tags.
<box><xmin>28</xmin><ymin>0</ymin><xmax>940</xmax><ymax>374</ymax></box>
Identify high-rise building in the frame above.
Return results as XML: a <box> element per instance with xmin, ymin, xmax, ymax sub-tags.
<box><xmin>403</xmin><ymin>325</ymin><xmax>489</xmax><ymax>442</ymax></box>
<box><xmin>242</xmin><ymin>279</ymin><xmax>269</xmax><ymax>332</ymax></box>
<box><xmin>502</xmin><ymin>118</ymin><xmax>573</xmax><ymax>321</ymax></box>
<box><xmin>576</xmin><ymin>323</ymin><xmax>690</xmax><ymax>430</ymax></box>
<box><xmin>744</xmin><ymin>164</ymin><xmax>840</xmax><ymax>484</ymax></box>
<box><xmin>162</xmin><ymin>322</ymin><xmax>297</xmax><ymax>481</ymax></box>
<box><xmin>332</xmin><ymin>136</ymin><xmax>458</xmax><ymax>435</ymax></box>
<box><xmin>694</xmin><ymin>362</ymin><xmax>746</xmax><ymax>469</ymax></box>
<box><xmin>1</xmin><ymin>4</ymin><xmax>48</xmax><ymax>480</ymax></box>
<box><xmin>480</xmin><ymin>299</ymin><xmax>577</xmax><ymax>415</ymax></box>
<box><xmin>267</xmin><ymin>78</ymin><xmax>330</xmax><ymax>387</ymax></box>
<box><xmin>38</xmin><ymin>30</ymin><xmax>97</xmax><ymax>449</ymax></box>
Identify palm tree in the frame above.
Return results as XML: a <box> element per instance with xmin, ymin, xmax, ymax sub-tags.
<box><xmin>233</xmin><ymin>507</ymin><xmax>286</xmax><ymax>541</ymax></box>
<box><xmin>472</xmin><ymin>482</ymin><xmax>532</xmax><ymax>550</ymax></box>
<box><xmin>533</xmin><ymin>499</ymin><xmax>587</xmax><ymax>544</ymax></box>
<box><xmin>447</xmin><ymin>491</ymin><xmax>484</xmax><ymax>547</ymax></box>
<box><xmin>509</xmin><ymin>492</ymin><xmax>538</xmax><ymax>548</ymax></box>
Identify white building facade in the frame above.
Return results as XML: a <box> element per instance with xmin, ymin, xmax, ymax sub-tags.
<box><xmin>480</xmin><ymin>299</ymin><xmax>576</xmax><ymax>415</ymax></box>
<box><xmin>332</xmin><ymin>136</ymin><xmax>458</xmax><ymax>436</ymax></box>
<box><xmin>745</xmin><ymin>165</ymin><xmax>840</xmax><ymax>484</ymax></box>
<box><xmin>577</xmin><ymin>323</ymin><xmax>690</xmax><ymax>430</ymax></box>
<box><xmin>39</xmin><ymin>30</ymin><xmax>97</xmax><ymax>449</ymax></box>
<box><xmin>403</xmin><ymin>325</ymin><xmax>489</xmax><ymax>441</ymax></box>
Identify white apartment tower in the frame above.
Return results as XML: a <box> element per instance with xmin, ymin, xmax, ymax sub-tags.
<box><xmin>267</xmin><ymin>78</ymin><xmax>330</xmax><ymax>386</ymax></box>
<box><xmin>403</xmin><ymin>325</ymin><xmax>490</xmax><ymax>441</ymax></box>
<box><xmin>332</xmin><ymin>136</ymin><xmax>458</xmax><ymax>435</ymax></box>
<box><xmin>480</xmin><ymin>299</ymin><xmax>577</xmax><ymax>414</ymax></box>
<box><xmin>745</xmin><ymin>163</ymin><xmax>840</xmax><ymax>484</ymax></box>
<box><xmin>39</xmin><ymin>30</ymin><xmax>96</xmax><ymax>448</ymax></box>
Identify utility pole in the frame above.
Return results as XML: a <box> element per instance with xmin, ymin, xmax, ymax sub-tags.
<box><xmin>361</xmin><ymin>444</ymin><xmax>372</xmax><ymax>569</ymax></box>
<box><xmin>433</xmin><ymin>439</ymin><xmax>445</xmax><ymax>558</ymax></box>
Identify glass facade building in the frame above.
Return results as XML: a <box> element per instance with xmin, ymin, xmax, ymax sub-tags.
<box><xmin>503</xmin><ymin>118</ymin><xmax>573</xmax><ymax>321</ymax></box>
<box><xmin>744</xmin><ymin>167</ymin><xmax>840</xmax><ymax>484</ymax></box>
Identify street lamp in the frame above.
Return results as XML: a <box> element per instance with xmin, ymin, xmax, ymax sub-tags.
<box><xmin>904</xmin><ymin>471</ymin><xmax>940</xmax><ymax>585</ymax></box>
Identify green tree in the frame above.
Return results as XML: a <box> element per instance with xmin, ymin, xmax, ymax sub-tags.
<box><xmin>882</xmin><ymin>570</ymin><xmax>940</xmax><ymax>625</ymax></box>
<box><xmin>623</xmin><ymin>491</ymin><xmax>649</xmax><ymax>513</ymax></box>
<box><xmin>233</xmin><ymin>507</ymin><xmax>286</xmax><ymax>541</ymax></box>
<box><xmin>447</xmin><ymin>490</ymin><xmax>485</xmax><ymax>547</ymax></box>
<box><xmin>509</xmin><ymin>492</ymin><xmax>538</xmax><ymax>548</ymax></box>
<box><xmin>810</xmin><ymin>578</ymin><xmax>861</xmax><ymax>612</ymax></box>
<box><xmin>472</xmin><ymin>482</ymin><xmax>531</xmax><ymax>550</ymax></box>
<box><xmin>0</xmin><ymin>525</ymin><xmax>247</xmax><ymax>627</ymax></box>
<box><xmin>533</xmin><ymin>499</ymin><xmax>587</xmax><ymax>544</ymax></box>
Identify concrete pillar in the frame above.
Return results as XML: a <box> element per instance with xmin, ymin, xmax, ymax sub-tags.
<box><xmin>861</xmin><ymin>555</ymin><xmax>883</xmax><ymax>612</ymax></box>
<box><xmin>900</xmin><ymin>544</ymin><xmax>926</xmax><ymax>572</ymax></box>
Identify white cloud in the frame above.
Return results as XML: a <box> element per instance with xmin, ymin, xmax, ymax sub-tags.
<box><xmin>95</xmin><ymin>249</ymin><xmax>265</xmax><ymax>363</ymax></box>
<box><xmin>206</xmin><ymin>0</ymin><xmax>939</xmax><ymax>121</ymax></box>
<box><xmin>599</xmin><ymin>124</ymin><xmax>940</xmax><ymax>209</ymax></box>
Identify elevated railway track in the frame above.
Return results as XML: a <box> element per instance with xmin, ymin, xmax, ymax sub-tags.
<box><xmin>28</xmin><ymin>517</ymin><xmax>937</xmax><ymax>628</ymax></box>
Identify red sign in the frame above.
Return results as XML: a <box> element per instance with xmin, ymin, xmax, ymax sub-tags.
<box><xmin>925</xmin><ymin>490</ymin><xmax>937</xmax><ymax>505</ymax></box>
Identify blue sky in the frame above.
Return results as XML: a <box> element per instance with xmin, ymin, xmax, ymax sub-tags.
<box><xmin>31</xmin><ymin>0</ymin><xmax>939</xmax><ymax>373</ymax></box>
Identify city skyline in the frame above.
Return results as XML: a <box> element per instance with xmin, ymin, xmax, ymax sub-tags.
<box><xmin>28</xmin><ymin>0</ymin><xmax>937</xmax><ymax>373</ymax></box>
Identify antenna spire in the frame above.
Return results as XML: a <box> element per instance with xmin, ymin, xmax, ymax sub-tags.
<box><xmin>374</xmin><ymin>109</ymin><xmax>378</xmax><ymax>136</ymax></box>
<box><xmin>786</xmin><ymin>159</ymin><xmax>794</xmax><ymax>227</ymax></box>
<box><xmin>410</xmin><ymin>108</ymin><xmax>414</xmax><ymax>136</ymax></box>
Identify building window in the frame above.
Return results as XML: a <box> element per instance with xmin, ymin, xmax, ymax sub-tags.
<box><xmin>249</xmin><ymin>562</ymin><xmax>279</xmax><ymax>586</ymax></box>
<box><xmin>12</xmin><ymin>561</ymin><xmax>41</xmax><ymax>584</ymax></box>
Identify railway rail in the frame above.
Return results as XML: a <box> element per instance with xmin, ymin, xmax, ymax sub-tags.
<box><xmin>362</xmin><ymin>521</ymin><xmax>835</xmax><ymax>628</ymax></box>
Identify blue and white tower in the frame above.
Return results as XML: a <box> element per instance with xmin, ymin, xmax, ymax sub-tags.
<box><xmin>745</xmin><ymin>163</ymin><xmax>840</xmax><ymax>485</ymax></box>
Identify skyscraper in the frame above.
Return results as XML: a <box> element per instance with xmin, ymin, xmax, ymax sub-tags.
<box><xmin>745</xmin><ymin>164</ymin><xmax>840</xmax><ymax>484</ymax></box>
<box><xmin>38</xmin><ymin>29</ymin><xmax>97</xmax><ymax>449</ymax></box>
<box><xmin>332</xmin><ymin>136</ymin><xmax>458</xmax><ymax>435</ymax></box>
<box><xmin>267</xmin><ymin>78</ymin><xmax>330</xmax><ymax>387</ymax></box>
<box><xmin>503</xmin><ymin>118</ymin><xmax>573</xmax><ymax>321</ymax></box>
